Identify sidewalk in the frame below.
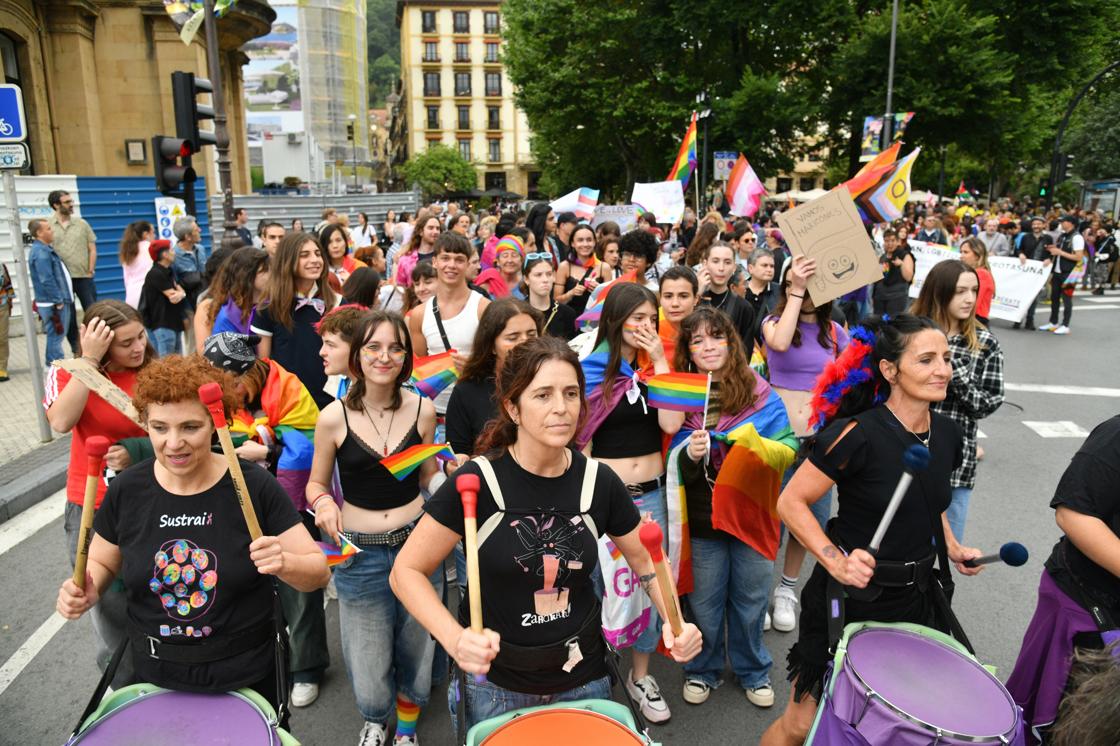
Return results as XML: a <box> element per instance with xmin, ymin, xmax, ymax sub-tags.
<box><xmin>0</xmin><ymin>328</ymin><xmax>70</xmax><ymax>523</ymax></box>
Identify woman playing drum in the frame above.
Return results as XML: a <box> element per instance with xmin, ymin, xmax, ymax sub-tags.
<box><xmin>390</xmin><ymin>336</ymin><xmax>701</xmax><ymax>735</ymax></box>
<box><xmin>56</xmin><ymin>355</ymin><xmax>329</xmax><ymax>710</ymax></box>
<box><xmin>760</xmin><ymin>314</ymin><xmax>983</xmax><ymax>745</ymax></box>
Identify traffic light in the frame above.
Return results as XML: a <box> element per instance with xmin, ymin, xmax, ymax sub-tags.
<box><xmin>171</xmin><ymin>71</ymin><xmax>216</xmax><ymax>152</ymax></box>
<box><xmin>1057</xmin><ymin>154</ymin><xmax>1074</xmax><ymax>183</ymax></box>
<box><xmin>152</xmin><ymin>136</ymin><xmax>196</xmax><ymax>194</ymax></box>
<box><xmin>1038</xmin><ymin>177</ymin><xmax>1051</xmax><ymax>198</ymax></box>
<box><xmin>346</xmin><ymin>122</ymin><xmax>355</xmax><ymax>141</ymax></box>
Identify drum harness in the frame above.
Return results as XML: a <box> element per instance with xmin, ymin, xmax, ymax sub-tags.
<box><xmin>825</xmin><ymin>468</ymin><xmax>975</xmax><ymax>657</ymax></box>
<box><xmin>453</xmin><ymin>456</ymin><xmax>651</xmax><ymax>745</ymax></box>
<box><xmin>67</xmin><ymin>578</ymin><xmax>292</xmax><ymax>740</ymax></box>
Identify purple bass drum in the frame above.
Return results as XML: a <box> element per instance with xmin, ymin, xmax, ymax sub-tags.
<box><xmin>809</xmin><ymin>624</ymin><xmax>1026</xmax><ymax>745</ymax></box>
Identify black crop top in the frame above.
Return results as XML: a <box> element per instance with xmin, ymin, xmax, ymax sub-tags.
<box><xmin>337</xmin><ymin>400</ymin><xmax>423</xmax><ymax>510</ymax></box>
<box><xmin>591</xmin><ymin>382</ymin><xmax>662</xmax><ymax>458</ymax></box>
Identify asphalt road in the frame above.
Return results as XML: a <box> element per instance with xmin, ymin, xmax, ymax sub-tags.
<box><xmin>1</xmin><ymin>291</ymin><xmax>1117</xmax><ymax>745</ymax></box>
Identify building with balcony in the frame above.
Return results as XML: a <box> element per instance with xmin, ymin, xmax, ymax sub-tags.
<box><xmin>0</xmin><ymin>0</ymin><xmax>272</xmax><ymax>193</ymax></box>
<box><xmin>396</xmin><ymin>1</ymin><xmax>538</xmax><ymax>198</ymax></box>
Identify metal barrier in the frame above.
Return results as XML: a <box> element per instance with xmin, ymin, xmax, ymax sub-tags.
<box><xmin>207</xmin><ymin>189</ymin><xmax>422</xmax><ymax>232</ymax></box>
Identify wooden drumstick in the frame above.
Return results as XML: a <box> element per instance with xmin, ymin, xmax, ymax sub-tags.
<box><xmin>73</xmin><ymin>436</ymin><xmax>110</xmax><ymax>588</ymax></box>
<box><xmin>456</xmin><ymin>473</ymin><xmax>487</xmax><ymax>683</ymax></box>
<box><xmin>198</xmin><ymin>382</ymin><xmax>263</xmax><ymax>540</ymax></box>
<box><xmin>639</xmin><ymin>520</ymin><xmax>684</xmax><ymax>635</ymax></box>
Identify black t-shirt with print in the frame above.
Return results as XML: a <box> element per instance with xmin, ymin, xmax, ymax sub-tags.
<box><xmin>425</xmin><ymin>450</ymin><xmax>641</xmax><ymax>694</ymax></box>
<box><xmin>94</xmin><ymin>458</ymin><xmax>302</xmax><ymax>693</ymax></box>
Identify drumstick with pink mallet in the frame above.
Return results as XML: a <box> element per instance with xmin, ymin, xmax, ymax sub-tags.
<box><xmin>72</xmin><ymin>436</ymin><xmax>111</xmax><ymax>588</ymax></box>
<box><xmin>456</xmin><ymin>473</ymin><xmax>488</xmax><ymax>682</ymax></box>
<box><xmin>639</xmin><ymin>520</ymin><xmax>684</xmax><ymax>636</ymax></box>
<box><xmin>199</xmin><ymin>382</ymin><xmax>263</xmax><ymax>540</ymax></box>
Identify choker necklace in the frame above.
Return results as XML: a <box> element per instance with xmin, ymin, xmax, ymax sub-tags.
<box><xmin>884</xmin><ymin>404</ymin><xmax>931</xmax><ymax>448</ymax></box>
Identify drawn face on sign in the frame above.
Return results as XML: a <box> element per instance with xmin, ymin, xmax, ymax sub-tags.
<box><xmin>809</xmin><ymin>248</ymin><xmax>860</xmax><ymax>294</ymax></box>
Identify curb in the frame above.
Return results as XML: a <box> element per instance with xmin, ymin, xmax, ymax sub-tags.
<box><xmin>0</xmin><ymin>435</ymin><xmax>71</xmax><ymax>524</ymax></box>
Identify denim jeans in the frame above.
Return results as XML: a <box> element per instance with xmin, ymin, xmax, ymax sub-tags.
<box><xmin>333</xmin><ymin>536</ymin><xmax>443</xmax><ymax>724</ymax></box>
<box><xmin>1048</xmin><ymin>273</ymin><xmax>1073</xmax><ymax>327</ymax></box>
<box><xmin>38</xmin><ymin>302</ymin><xmax>71</xmax><ymax>366</ymax></box>
<box><xmin>632</xmin><ymin>485</ymin><xmax>667</xmax><ymax>654</ymax></box>
<box><xmin>277</xmin><ymin>513</ymin><xmax>329</xmax><ymax>683</ymax></box>
<box><xmin>148</xmin><ymin>327</ymin><xmax>181</xmax><ymax>357</ymax></box>
<box><xmin>448</xmin><ymin>672</ymin><xmax>612</xmax><ymax>733</ymax></box>
<box><xmin>64</xmin><ymin>501</ymin><xmax>134</xmax><ymax>688</ymax></box>
<box><xmin>946</xmin><ymin>487</ymin><xmax>972</xmax><ymax>544</ymax></box>
<box><xmin>684</xmin><ymin>535</ymin><xmax>774</xmax><ymax>689</ymax></box>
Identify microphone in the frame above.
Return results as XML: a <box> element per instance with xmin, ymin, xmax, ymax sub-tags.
<box><xmin>868</xmin><ymin>444</ymin><xmax>931</xmax><ymax>555</ymax></box>
<box><xmin>963</xmin><ymin>542</ymin><xmax>1029</xmax><ymax>568</ymax></box>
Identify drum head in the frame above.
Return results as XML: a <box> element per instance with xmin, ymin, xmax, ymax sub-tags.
<box><xmin>70</xmin><ymin>689</ymin><xmax>278</xmax><ymax>745</ymax></box>
<box><xmin>481</xmin><ymin>708</ymin><xmax>645</xmax><ymax>745</ymax></box>
<box><xmin>846</xmin><ymin>627</ymin><xmax>1017</xmax><ymax>739</ymax></box>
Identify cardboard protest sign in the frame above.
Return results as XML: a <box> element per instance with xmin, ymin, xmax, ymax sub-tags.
<box><xmin>631</xmin><ymin>180</ymin><xmax>685</xmax><ymax>224</ymax></box>
<box><xmin>774</xmin><ymin>190</ymin><xmax>882</xmax><ymax>306</ymax></box>
<box><xmin>907</xmin><ymin>241</ymin><xmax>1049</xmax><ymax>323</ymax></box>
<box><xmin>53</xmin><ymin>358</ymin><xmax>145</xmax><ymax>429</ymax></box>
<box><xmin>592</xmin><ymin>205</ymin><xmax>640</xmax><ymax>233</ymax></box>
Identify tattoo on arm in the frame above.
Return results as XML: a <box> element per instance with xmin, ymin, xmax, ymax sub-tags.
<box><xmin>639</xmin><ymin>572</ymin><xmax>655</xmax><ymax>595</ymax></box>
<box><xmin>821</xmin><ymin>545</ymin><xmax>840</xmax><ymax>560</ymax></box>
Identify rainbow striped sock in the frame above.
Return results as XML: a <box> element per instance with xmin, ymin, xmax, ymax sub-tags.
<box><xmin>396</xmin><ymin>695</ymin><xmax>420</xmax><ymax>739</ymax></box>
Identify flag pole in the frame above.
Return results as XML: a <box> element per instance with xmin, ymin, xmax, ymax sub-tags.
<box><xmin>701</xmin><ymin>371</ymin><xmax>712</xmax><ymax>466</ymax></box>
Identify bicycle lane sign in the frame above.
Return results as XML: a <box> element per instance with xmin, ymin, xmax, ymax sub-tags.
<box><xmin>0</xmin><ymin>84</ymin><xmax>28</xmax><ymax>143</ymax></box>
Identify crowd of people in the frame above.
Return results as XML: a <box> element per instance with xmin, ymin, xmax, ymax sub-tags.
<box><xmin>20</xmin><ymin>188</ymin><xmax>1116</xmax><ymax>746</ymax></box>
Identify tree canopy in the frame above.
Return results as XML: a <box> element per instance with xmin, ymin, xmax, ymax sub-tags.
<box><xmin>399</xmin><ymin>145</ymin><xmax>478</xmax><ymax>199</ymax></box>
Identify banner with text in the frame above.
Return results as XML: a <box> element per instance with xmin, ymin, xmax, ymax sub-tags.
<box><xmin>591</xmin><ymin>205</ymin><xmax>640</xmax><ymax>233</ymax></box>
<box><xmin>907</xmin><ymin>241</ymin><xmax>1049</xmax><ymax>323</ymax></box>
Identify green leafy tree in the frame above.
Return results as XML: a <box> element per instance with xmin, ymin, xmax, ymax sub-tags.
<box><xmin>399</xmin><ymin>145</ymin><xmax>478</xmax><ymax>199</ymax></box>
<box><xmin>366</xmin><ymin>0</ymin><xmax>400</xmax><ymax>106</ymax></box>
<box><xmin>1065</xmin><ymin>85</ymin><xmax>1120</xmax><ymax>180</ymax></box>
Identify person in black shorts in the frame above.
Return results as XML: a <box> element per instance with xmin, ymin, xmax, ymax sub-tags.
<box><xmin>760</xmin><ymin>314</ymin><xmax>984</xmax><ymax>746</ymax></box>
<box><xmin>390</xmin><ymin>337</ymin><xmax>701</xmax><ymax>734</ymax></box>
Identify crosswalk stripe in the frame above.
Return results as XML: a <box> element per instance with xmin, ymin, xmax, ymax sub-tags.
<box><xmin>0</xmin><ymin>491</ymin><xmax>64</xmax><ymax>558</ymax></box>
<box><xmin>1022</xmin><ymin>421</ymin><xmax>1091</xmax><ymax>438</ymax></box>
<box><xmin>0</xmin><ymin>613</ymin><xmax>67</xmax><ymax>698</ymax></box>
<box><xmin>1005</xmin><ymin>383</ymin><xmax>1120</xmax><ymax>398</ymax></box>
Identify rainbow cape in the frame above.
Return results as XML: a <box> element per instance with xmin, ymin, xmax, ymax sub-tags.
<box><xmin>410</xmin><ymin>351</ymin><xmax>459</xmax><ymax>399</ymax></box>
<box><xmin>647</xmin><ymin>372</ymin><xmax>709</xmax><ymax>412</ymax></box>
<box><xmin>666</xmin><ymin>112</ymin><xmax>698</xmax><ymax>187</ymax></box>
<box><xmin>315</xmin><ymin>534</ymin><xmax>361</xmax><ymax>567</ymax></box>
<box><xmin>229</xmin><ymin>359</ymin><xmax>319</xmax><ymax>511</ymax></box>
<box><xmin>665</xmin><ymin>381</ymin><xmax>797</xmax><ymax>595</ymax></box>
<box><xmin>380</xmin><ymin>443</ymin><xmax>455</xmax><ymax>480</ymax></box>
<box><xmin>576</xmin><ymin>340</ymin><xmax>651</xmax><ymax>450</ymax></box>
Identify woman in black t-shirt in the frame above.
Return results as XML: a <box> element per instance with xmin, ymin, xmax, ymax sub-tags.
<box><xmin>761</xmin><ymin>314</ymin><xmax>983</xmax><ymax>746</ymax></box>
<box><xmin>56</xmin><ymin>356</ymin><xmax>328</xmax><ymax>709</ymax></box>
<box><xmin>872</xmin><ymin>227</ymin><xmax>915</xmax><ymax>315</ymax></box>
<box><xmin>307</xmin><ymin>311</ymin><xmax>444</xmax><ymax>746</ymax></box>
<box><xmin>390</xmin><ymin>337</ymin><xmax>701</xmax><ymax>733</ymax></box>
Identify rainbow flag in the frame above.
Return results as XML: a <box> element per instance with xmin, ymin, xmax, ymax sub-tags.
<box><xmin>666</xmin><ymin>112</ymin><xmax>698</xmax><ymax>187</ymax></box>
<box><xmin>647</xmin><ymin>372</ymin><xmax>709</xmax><ymax>412</ymax></box>
<box><xmin>843</xmin><ymin>141</ymin><xmax>900</xmax><ymax>198</ymax></box>
<box><xmin>229</xmin><ymin>359</ymin><xmax>319</xmax><ymax>510</ymax></box>
<box><xmin>315</xmin><ymin>534</ymin><xmax>361</xmax><ymax>567</ymax></box>
<box><xmin>380</xmin><ymin>443</ymin><xmax>455</xmax><ymax>481</ymax></box>
<box><xmin>409</xmin><ymin>351</ymin><xmax>458</xmax><ymax>399</ymax></box>
<box><xmin>856</xmin><ymin>147</ymin><xmax>921</xmax><ymax>223</ymax></box>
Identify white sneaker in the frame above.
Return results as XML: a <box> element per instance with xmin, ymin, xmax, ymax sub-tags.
<box><xmin>1037</xmin><ymin>322</ymin><xmax>1057</xmax><ymax>331</ymax></box>
<box><xmin>393</xmin><ymin>736</ymin><xmax>418</xmax><ymax>746</ymax></box>
<box><xmin>682</xmin><ymin>678</ymin><xmax>711</xmax><ymax>704</ymax></box>
<box><xmin>358</xmin><ymin>722</ymin><xmax>387</xmax><ymax>746</ymax></box>
<box><xmin>1053</xmin><ymin>325</ymin><xmax>1071</xmax><ymax>335</ymax></box>
<box><xmin>772</xmin><ymin>585</ymin><xmax>798</xmax><ymax>632</ymax></box>
<box><xmin>764</xmin><ymin>611</ymin><xmax>772</xmax><ymax>631</ymax></box>
<box><xmin>626</xmin><ymin>673</ymin><xmax>671</xmax><ymax>723</ymax></box>
<box><xmin>291</xmin><ymin>681</ymin><xmax>319</xmax><ymax>707</ymax></box>
<box><xmin>746</xmin><ymin>682</ymin><xmax>775</xmax><ymax>708</ymax></box>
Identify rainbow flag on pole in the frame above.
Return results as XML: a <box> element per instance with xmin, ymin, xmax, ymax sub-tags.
<box><xmin>380</xmin><ymin>443</ymin><xmax>455</xmax><ymax>481</ymax></box>
<box><xmin>666</xmin><ymin>112</ymin><xmax>698</xmax><ymax>187</ymax></box>
<box><xmin>315</xmin><ymin>534</ymin><xmax>361</xmax><ymax>567</ymax></box>
<box><xmin>409</xmin><ymin>351</ymin><xmax>459</xmax><ymax>399</ymax></box>
<box><xmin>646</xmin><ymin>372</ymin><xmax>710</xmax><ymax>412</ymax></box>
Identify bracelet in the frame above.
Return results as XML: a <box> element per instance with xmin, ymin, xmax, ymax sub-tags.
<box><xmin>80</xmin><ymin>355</ymin><xmax>102</xmax><ymax>367</ymax></box>
<box><xmin>789</xmin><ymin>293</ymin><xmax>805</xmax><ymax>299</ymax></box>
<box><xmin>311</xmin><ymin>493</ymin><xmax>334</xmax><ymax>511</ymax></box>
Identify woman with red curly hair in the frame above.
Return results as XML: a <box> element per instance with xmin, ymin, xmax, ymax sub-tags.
<box><xmin>56</xmin><ymin>355</ymin><xmax>329</xmax><ymax>715</ymax></box>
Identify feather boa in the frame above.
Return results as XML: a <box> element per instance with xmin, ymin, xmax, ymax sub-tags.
<box><xmin>808</xmin><ymin>323</ymin><xmax>884</xmax><ymax>431</ymax></box>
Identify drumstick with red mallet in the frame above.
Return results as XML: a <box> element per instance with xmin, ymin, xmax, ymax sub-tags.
<box><xmin>72</xmin><ymin>436</ymin><xmax>110</xmax><ymax>588</ymax></box>
<box><xmin>199</xmin><ymin>382</ymin><xmax>263</xmax><ymax>540</ymax></box>
<box><xmin>456</xmin><ymin>473</ymin><xmax>488</xmax><ymax>682</ymax></box>
<box><xmin>639</xmin><ymin>520</ymin><xmax>684</xmax><ymax>636</ymax></box>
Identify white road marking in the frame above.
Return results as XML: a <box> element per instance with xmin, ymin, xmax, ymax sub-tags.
<box><xmin>1022</xmin><ymin>421</ymin><xmax>1091</xmax><ymax>438</ymax></box>
<box><xmin>1071</xmin><ymin>304</ymin><xmax>1120</xmax><ymax>311</ymax></box>
<box><xmin>0</xmin><ymin>612</ymin><xmax>68</xmax><ymax>698</ymax></box>
<box><xmin>1006</xmin><ymin>383</ymin><xmax>1120</xmax><ymax>398</ymax></box>
<box><xmin>0</xmin><ymin>490</ymin><xmax>64</xmax><ymax>557</ymax></box>
<box><xmin>977</xmin><ymin>430</ymin><xmax>987</xmax><ymax>439</ymax></box>
<box><xmin>1081</xmin><ymin>296</ymin><xmax>1118</xmax><ymax>303</ymax></box>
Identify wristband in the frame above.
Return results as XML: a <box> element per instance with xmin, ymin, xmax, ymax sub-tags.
<box><xmin>789</xmin><ymin>293</ymin><xmax>805</xmax><ymax>299</ymax></box>
<box><xmin>311</xmin><ymin>493</ymin><xmax>334</xmax><ymax>511</ymax></box>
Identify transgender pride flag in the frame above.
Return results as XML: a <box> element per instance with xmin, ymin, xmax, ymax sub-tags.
<box><xmin>550</xmin><ymin>187</ymin><xmax>600</xmax><ymax>221</ymax></box>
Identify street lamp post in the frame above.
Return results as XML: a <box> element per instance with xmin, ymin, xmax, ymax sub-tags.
<box><xmin>696</xmin><ymin>92</ymin><xmax>712</xmax><ymax>211</ymax></box>
<box><xmin>882</xmin><ymin>0</ymin><xmax>900</xmax><ymax>150</ymax></box>
<box><xmin>347</xmin><ymin>113</ymin><xmax>358</xmax><ymax>189</ymax></box>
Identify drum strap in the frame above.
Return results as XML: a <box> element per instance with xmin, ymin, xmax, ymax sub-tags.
<box><xmin>68</xmin><ymin>636</ymin><xmax>130</xmax><ymax>741</ymax></box>
<box><xmin>914</xmin><ymin>470</ymin><xmax>975</xmax><ymax>656</ymax></box>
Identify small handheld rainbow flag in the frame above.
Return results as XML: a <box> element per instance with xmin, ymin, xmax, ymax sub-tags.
<box><xmin>380</xmin><ymin>443</ymin><xmax>455</xmax><ymax>480</ymax></box>
<box><xmin>646</xmin><ymin>372</ymin><xmax>710</xmax><ymax>412</ymax></box>
<box><xmin>316</xmin><ymin>534</ymin><xmax>361</xmax><ymax>567</ymax></box>
<box><xmin>410</xmin><ymin>351</ymin><xmax>459</xmax><ymax>399</ymax></box>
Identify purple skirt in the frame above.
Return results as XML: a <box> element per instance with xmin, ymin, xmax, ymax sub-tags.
<box><xmin>1004</xmin><ymin>570</ymin><xmax>1100</xmax><ymax>743</ymax></box>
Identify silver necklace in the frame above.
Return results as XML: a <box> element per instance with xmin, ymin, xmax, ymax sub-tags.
<box><xmin>884</xmin><ymin>404</ymin><xmax>931</xmax><ymax>448</ymax></box>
